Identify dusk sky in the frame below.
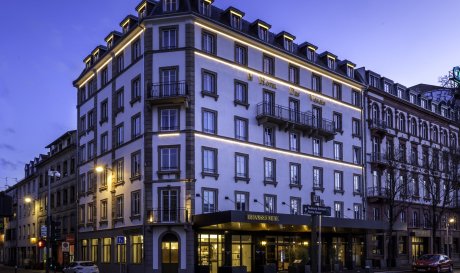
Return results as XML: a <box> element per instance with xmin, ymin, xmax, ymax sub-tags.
<box><xmin>1</xmin><ymin>0</ymin><xmax>459</xmax><ymax>189</ymax></box>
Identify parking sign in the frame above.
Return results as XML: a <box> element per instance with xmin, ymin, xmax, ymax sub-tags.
<box><xmin>116</xmin><ymin>236</ymin><xmax>126</xmax><ymax>244</ymax></box>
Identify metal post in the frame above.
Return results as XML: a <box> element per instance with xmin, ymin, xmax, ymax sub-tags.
<box><xmin>318</xmin><ymin>215</ymin><xmax>322</xmax><ymax>273</ymax></box>
<box><xmin>447</xmin><ymin>223</ymin><xmax>449</xmax><ymax>257</ymax></box>
<box><xmin>46</xmin><ymin>171</ymin><xmax>51</xmax><ymax>273</ymax></box>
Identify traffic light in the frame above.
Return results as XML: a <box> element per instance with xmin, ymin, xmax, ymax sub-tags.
<box><xmin>38</xmin><ymin>239</ymin><xmax>46</xmax><ymax>248</ymax></box>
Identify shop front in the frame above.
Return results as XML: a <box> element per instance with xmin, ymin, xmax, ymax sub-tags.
<box><xmin>194</xmin><ymin>211</ymin><xmax>386</xmax><ymax>273</ymax></box>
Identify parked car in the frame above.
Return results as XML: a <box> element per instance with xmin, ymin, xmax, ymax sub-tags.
<box><xmin>62</xmin><ymin>261</ymin><xmax>99</xmax><ymax>273</ymax></box>
<box><xmin>412</xmin><ymin>254</ymin><xmax>453</xmax><ymax>273</ymax></box>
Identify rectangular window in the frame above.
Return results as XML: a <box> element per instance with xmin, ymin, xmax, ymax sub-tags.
<box><xmin>116</xmin><ymin>123</ymin><xmax>124</xmax><ymax>146</ymax></box>
<box><xmin>353</xmin><ymin>204</ymin><xmax>362</xmax><ymax>219</ymax></box>
<box><xmin>203</xmin><ymin>189</ymin><xmax>217</xmax><ymax>213</ymax></box>
<box><xmin>116</xmin><ymin>54</ymin><xmax>124</xmax><ymax>74</ymax></box>
<box><xmin>352</xmin><ymin>90</ymin><xmax>361</xmax><ymax>107</ymax></box>
<box><xmin>313</xmin><ymin>167</ymin><xmax>322</xmax><ymax>189</ymax></box>
<box><xmin>79</xmin><ymin>145</ymin><xmax>86</xmax><ymax>163</ymax></box>
<box><xmin>88</xmin><ymin>79</ymin><xmax>96</xmax><ymax>97</ymax></box>
<box><xmin>160</xmin><ymin>108</ymin><xmax>179</xmax><ymax>131</ymax></box>
<box><xmin>115</xmin><ymin>158</ymin><xmax>124</xmax><ymax>183</ymax></box>
<box><xmin>131</xmin><ymin>191</ymin><xmax>141</xmax><ymax>216</ymax></box>
<box><xmin>334</xmin><ymin>201</ymin><xmax>343</xmax><ymax>218</ymax></box>
<box><xmin>131</xmin><ymin>151</ymin><xmax>141</xmax><ymax>178</ymax></box>
<box><xmin>264</xmin><ymin>127</ymin><xmax>275</xmax><ymax>147</ymax></box>
<box><xmin>116</xmin><ymin>195</ymin><xmax>124</xmax><ymax>219</ymax></box>
<box><xmin>353</xmin><ymin>146</ymin><xmax>361</xmax><ymax>164</ymax></box>
<box><xmin>306</xmin><ymin>48</ymin><xmax>315</xmax><ymax>61</ymax></box>
<box><xmin>290</xmin><ymin>198</ymin><xmax>301</xmax><ymax>215</ymax></box>
<box><xmin>100</xmin><ymin>199</ymin><xmax>108</xmax><ymax>220</ymax></box>
<box><xmin>289</xmin><ymin>132</ymin><xmax>299</xmax><ymax>151</ymax></box>
<box><xmin>235</xmin><ymin>192</ymin><xmax>248</xmax><ymax>211</ymax></box>
<box><xmin>160</xmin><ymin>146</ymin><xmax>179</xmax><ymax>171</ymax></box>
<box><xmin>80</xmin><ymin>115</ymin><xmax>87</xmax><ymax>132</ymax></box>
<box><xmin>91</xmin><ymin>239</ymin><xmax>99</xmax><ymax>262</ymax></box>
<box><xmin>352</xmin><ymin>118</ymin><xmax>361</xmax><ymax>137</ymax></box>
<box><xmin>79</xmin><ymin>174</ymin><xmax>86</xmax><ymax>193</ymax></box>
<box><xmin>258</xmin><ymin>25</ymin><xmax>268</xmax><ymax>41</ymax></box>
<box><xmin>87</xmin><ymin>202</ymin><xmax>94</xmax><ymax>223</ymax></box>
<box><xmin>79</xmin><ymin>87</ymin><xmax>86</xmax><ymax>103</ymax></box>
<box><xmin>87</xmin><ymin>141</ymin><xmax>95</xmax><ymax>160</ymax></box>
<box><xmin>312</xmin><ymin>74</ymin><xmax>321</xmax><ymax>92</ymax></box>
<box><xmin>264</xmin><ymin>195</ymin><xmax>276</xmax><ymax>213</ymax></box>
<box><xmin>131</xmin><ymin>235</ymin><xmax>143</xmax><ymax>264</ymax></box>
<box><xmin>100</xmin><ymin>99</ymin><xmax>108</xmax><ymax>123</ymax></box>
<box><xmin>234</xmin><ymin>44</ymin><xmax>247</xmax><ymax>65</ymax></box>
<box><xmin>132</xmin><ymin>39</ymin><xmax>141</xmax><ymax>61</ymax></box>
<box><xmin>131</xmin><ymin>114</ymin><xmax>141</xmax><ymax>138</ymax></box>
<box><xmin>332</xmin><ymin>83</ymin><xmax>341</xmax><ymax>100</ymax></box>
<box><xmin>202</xmin><ymin>70</ymin><xmax>217</xmax><ymax>96</ymax></box>
<box><xmin>234</xmin><ymin>80</ymin><xmax>248</xmax><ymax>105</ymax></box>
<box><xmin>262</xmin><ymin>55</ymin><xmax>274</xmax><ymax>75</ymax></box>
<box><xmin>131</xmin><ymin>76</ymin><xmax>141</xmax><ymax>101</ymax></box>
<box><xmin>290</xmin><ymin>163</ymin><xmax>300</xmax><ymax>186</ymax></box>
<box><xmin>117</xmin><ymin>243</ymin><xmax>126</xmax><ymax>264</ymax></box>
<box><xmin>198</xmin><ymin>0</ymin><xmax>211</xmax><ymax>16</ymax></box>
<box><xmin>353</xmin><ymin>174</ymin><xmax>362</xmax><ymax>194</ymax></box>
<box><xmin>202</xmin><ymin>109</ymin><xmax>217</xmax><ymax>134</ymax></box>
<box><xmin>163</xmin><ymin>0</ymin><xmax>178</xmax><ymax>12</ymax></box>
<box><xmin>202</xmin><ymin>31</ymin><xmax>216</xmax><ymax>54</ymax></box>
<box><xmin>230</xmin><ymin>13</ymin><xmax>242</xmax><ymax>30</ymax></box>
<box><xmin>116</xmin><ymin>88</ymin><xmax>124</xmax><ymax>111</ymax></box>
<box><xmin>284</xmin><ymin>37</ymin><xmax>293</xmax><ymax>52</ymax></box>
<box><xmin>288</xmin><ymin>65</ymin><xmax>299</xmax><ymax>84</ymax></box>
<box><xmin>87</xmin><ymin>110</ymin><xmax>95</xmax><ymax>130</ymax></box>
<box><xmin>101</xmin><ymin>132</ymin><xmax>108</xmax><ymax>153</ymax></box>
<box><xmin>101</xmin><ymin>67</ymin><xmax>108</xmax><ymax>86</ymax></box>
<box><xmin>161</xmin><ymin>27</ymin><xmax>177</xmax><ymax>49</ymax></box>
<box><xmin>160</xmin><ymin>189</ymin><xmax>179</xmax><ymax>222</ymax></box>
<box><xmin>235</xmin><ymin>153</ymin><xmax>248</xmax><ymax>180</ymax></box>
<box><xmin>333</xmin><ymin>142</ymin><xmax>343</xmax><ymax>160</ymax></box>
<box><xmin>333</xmin><ymin>113</ymin><xmax>342</xmax><ymax>132</ymax></box>
<box><xmin>347</xmin><ymin>65</ymin><xmax>354</xmax><ymax>78</ymax></box>
<box><xmin>234</xmin><ymin>117</ymin><xmax>248</xmax><ymax>141</ymax></box>
<box><xmin>312</xmin><ymin>138</ymin><xmax>321</xmax><ymax>156</ymax></box>
<box><xmin>334</xmin><ymin>171</ymin><xmax>343</xmax><ymax>192</ymax></box>
<box><xmin>264</xmin><ymin>158</ymin><xmax>276</xmax><ymax>183</ymax></box>
<box><xmin>384</xmin><ymin>82</ymin><xmax>391</xmax><ymax>93</ymax></box>
<box><xmin>160</xmin><ymin>67</ymin><xmax>178</xmax><ymax>95</ymax></box>
<box><xmin>102</xmin><ymin>238</ymin><xmax>111</xmax><ymax>263</ymax></box>
<box><xmin>327</xmin><ymin>57</ymin><xmax>336</xmax><ymax>69</ymax></box>
<box><xmin>202</xmin><ymin>147</ymin><xmax>217</xmax><ymax>175</ymax></box>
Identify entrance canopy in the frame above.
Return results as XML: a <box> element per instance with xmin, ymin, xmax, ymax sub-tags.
<box><xmin>193</xmin><ymin>210</ymin><xmax>394</xmax><ymax>233</ymax></box>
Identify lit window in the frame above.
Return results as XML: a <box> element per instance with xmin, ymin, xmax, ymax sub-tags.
<box><xmin>131</xmin><ymin>235</ymin><xmax>143</xmax><ymax>264</ymax></box>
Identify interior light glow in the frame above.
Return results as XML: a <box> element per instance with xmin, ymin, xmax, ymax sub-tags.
<box><xmin>158</xmin><ymin>133</ymin><xmax>180</xmax><ymax>137</ymax></box>
<box><xmin>195</xmin><ymin>22</ymin><xmax>363</xmax><ymax>90</ymax></box>
<box><xmin>195</xmin><ymin>52</ymin><xmax>361</xmax><ymax>112</ymax></box>
<box><xmin>195</xmin><ymin>133</ymin><xmax>362</xmax><ymax>170</ymax></box>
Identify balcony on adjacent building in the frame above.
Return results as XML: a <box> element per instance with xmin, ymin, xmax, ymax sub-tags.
<box><xmin>146</xmin><ymin>81</ymin><xmax>188</xmax><ymax>105</ymax></box>
<box><xmin>147</xmin><ymin>207</ymin><xmax>189</xmax><ymax>225</ymax></box>
<box><xmin>368</xmin><ymin>152</ymin><xmax>389</xmax><ymax>169</ymax></box>
<box><xmin>369</xmin><ymin>119</ymin><xmax>387</xmax><ymax>136</ymax></box>
<box><xmin>256</xmin><ymin>102</ymin><xmax>336</xmax><ymax>141</ymax></box>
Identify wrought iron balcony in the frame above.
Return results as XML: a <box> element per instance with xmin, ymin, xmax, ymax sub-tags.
<box><xmin>256</xmin><ymin>102</ymin><xmax>335</xmax><ymax>140</ymax></box>
<box><xmin>369</xmin><ymin>119</ymin><xmax>387</xmax><ymax>136</ymax></box>
<box><xmin>147</xmin><ymin>208</ymin><xmax>189</xmax><ymax>224</ymax></box>
<box><xmin>147</xmin><ymin>81</ymin><xmax>188</xmax><ymax>105</ymax></box>
<box><xmin>368</xmin><ymin>153</ymin><xmax>389</xmax><ymax>169</ymax></box>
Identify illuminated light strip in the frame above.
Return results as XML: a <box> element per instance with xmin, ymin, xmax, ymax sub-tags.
<box><xmin>93</xmin><ymin>49</ymin><xmax>100</xmax><ymax>56</ymax></box>
<box><xmin>327</xmin><ymin>55</ymin><xmax>336</xmax><ymax>60</ymax></box>
<box><xmin>96</xmin><ymin>57</ymin><xmax>113</xmax><ymax>73</ymax></box>
<box><xmin>79</xmin><ymin>74</ymin><xmax>94</xmax><ymax>88</ymax></box>
<box><xmin>105</xmin><ymin>35</ymin><xmax>114</xmax><ymax>42</ymax></box>
<box><xmin>121</xmin><ymin>19</ymin><xmax>130</xmax><ymax>27</ymax></box>
<box><xmin>347</xmin><ymin>63</ymin><xmax>355</xmax><ymax>68</ymax></box>
<box><xmin>115</xmin><ymin>29</ymin><xmax>144</xmax><ymax>56</ymax></box>
<box><xmin>284</xmin><ymin>35</ymin><xmax>294</xmax><ymax>41</ymax></box>
<box><xmin>158</xmin><ymin>133</ymin><xmax>181</xmax><ymax>137</ymax></box>
<box><xmin>307</xmin><ymin>46</ymin><xmax>316</xmax><ymax>51</ymax></box>
<box><xmin>195</xmin><ymin>51</ymin><xmax>361</xmax><ymax>112</ymax></box>
<box><xmin>196</xmin><ymin>133</ymin><xmax>362</xmax><ymax>170</ymax></box>
<box><xmin>258</xmin><ymin>23</ymin><xmax>269</xmax><ymax>29</ymax></box>
<box><xmin>230</xmin><ymin>10</ymin><xmax>242</xmax><ymax>17</ymax></box>
<box><xmin>137</xmin><ymin>2</ymin><xmax>147</xmax><ymax>12</ymax></box>
<box><xmin>195</xmin><ymin>22</ymin><xmax>363</xmax><ymax>90</ymax></box>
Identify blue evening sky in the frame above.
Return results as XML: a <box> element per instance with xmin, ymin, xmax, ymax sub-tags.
<box><xmin>1</xmin><ymin>0</ymin><xmax>459</xmax><ymax>188</ymax></box>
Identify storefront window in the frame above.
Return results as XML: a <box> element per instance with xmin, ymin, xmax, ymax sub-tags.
<box><xmin>91</xmin><ymin>239</ymin><xmax>98</xmax><ymax>262</ymax></box>
<box><xmin>198</xmin><ymin>234</ymin><xmax>223</xmax><ymax>273</ymax></box>
<box><xmin>81</xmin><ymin>239</ymin><xmax>88</xmax><ymax>260</ymax></box>
<box><xmin>131</xmin><ymin>235</ymin><xmax>143</xmax><ymax>264</ymax></box>
<box><xmin>232</xmin><ymin>235</ymin><xmax>252</xmax><ymax>272</ymax></box>
<box><xmin>102</xmin><ymin>238</ymin><xmax>111</xmax><ymax>263</ymax></box>
<box><xmin>117</xmin><ymin>242</ymin><xmax>126</xmax><ymax>263</ymax></box>
<box><xmin>399</xmin><ymin>236</ymin><xmax>407</xmax><ymax>254</ymax></box>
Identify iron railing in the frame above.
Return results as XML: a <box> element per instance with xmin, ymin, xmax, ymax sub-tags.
<box><xmin>149</xmin><ymin>81</ymin><xmax>187</xmax><ymax>99</ymax></box>
<box><xmin>147</xmin><ymin>208</ymin><xmax>189</xmax><ymax>224</ymax></box>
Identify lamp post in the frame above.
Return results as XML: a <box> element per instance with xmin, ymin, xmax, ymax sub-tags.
<box><xmin>15</xmin><ymin>196</ymin><xmax>32</xmax><ymax>273</ymax></box>
<box><xmin>47</xmin><ymin>170</ymin><xmax>60</xmax><ymax>273</ymax></box>
<box><xmin>447</xmin><ymin>218</ymin><xmax>455</xmax><ymax>257</ymax></box>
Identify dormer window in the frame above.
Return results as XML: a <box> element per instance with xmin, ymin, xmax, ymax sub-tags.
<box><xmin>441</xmin><ymin>107</ymin><xmax>447</xmax><ymax>117</ymax></box>
<box><xmin>346</xmin><ymin>65</ymin><xmax>354</xmax><ymax>78</ymax></box>
<box><xmin>85</xmin><ymin>60</ymin><xmax>91</xmax><ymax>69</ymax></box>
<box><xmin>397</xmin><ymin>88</ymin><xmax>404</xmax><ymax>99</ymax></box>
<box><xmin>284</xmin><ymin>36</ymin><xmax>293</xmax><ymax>52</ymax></box>
<box><xmin>410</xmin><ymin>94</ymin><xmax>416</xmax><ymax>104</ymax></box>
<box><xmin>230</xmin><ymin>12</ymin><xmax>242</xmax><ymax>30</ymax></box>
<box><xmin>107</xmin><ymin>38</ymin><xmax>113</xmax><ymax>49</ymax></box>
<box><xmin>369</xmin><ymin>75</ymin><xmax>379</xmax><ymax>88</ymax></box>
<box><xmin>163</xmin><ymin>0</ymin><xmax>178</xmax><ymax>12</ymax></box>
<box><xmin>93</xmin><ymin>51</ymin><xmax>99</xmax><ymax>61</ymax></box>
<box><xmin>306</xmin><ymin>47</ymin><xmax>315</xmax><ymax>61</ymax></box>
<box><xmin>139</xmin><ymin>7</ymin><xmax>147</xmax><ymax>19</ymax></box>
<box><xmin>199</xmin><ymin>0</ymin><xmax>212</xmax><ymax>16</ymax></box>
<box><xmin>327</xmin><ymin>56</ymin><xmax>335</xmax><ymax>70</ymax></box>
<box><xmin>421</xmin><ymin>99</ymin><xmax>427</xmax><ymax>109</ymax></box>
<box><xmin>258</xmin><ymin>24</ymin><xmax>269</xmax><ymax>41</ymax></box>
<box><xmin>122</xmin><ymin>23</ymin><xmax>129</xmax><ymax>34</ymax></box>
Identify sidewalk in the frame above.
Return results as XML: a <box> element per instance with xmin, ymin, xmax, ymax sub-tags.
<box><xmin>0</xmin><ymin>265</ymin><xmax>46</xmax><ymax>273</ymax></box>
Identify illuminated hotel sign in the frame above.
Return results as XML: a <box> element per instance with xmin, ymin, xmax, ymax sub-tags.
<box><xmin>309</xmin><ymin>94</ymin><xmax>325</xmax><ymax>105</ymax></box>
<box><xmin>289</xmin><ymin>87</ymin><xmax>300</xmax><ymax>97</ymax></box>
<box><xmin>247</xmin><ymin>73</ymin><xmax>277</xmax><ymax>89</ymax></box>
<box><xmin>246</xmin><ymin>214</ymin><xmax>280</xmax><ymax>222</ymax></box>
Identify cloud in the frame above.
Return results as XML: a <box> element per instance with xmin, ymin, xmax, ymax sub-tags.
<box><xmin>0</xmin><ymin>144</ymin><xmax>15</xmax><ymax>151</ymax></box>
<box><xmin>0</xmin><ymin>158</ymin><xmax>18</xmax><ymax>170</ymax></box>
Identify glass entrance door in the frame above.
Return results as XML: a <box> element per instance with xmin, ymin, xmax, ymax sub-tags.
<box><xmin>161</xmin><ymin>234</ymin><xmax>179</xmax><ymax>273</ymax></box>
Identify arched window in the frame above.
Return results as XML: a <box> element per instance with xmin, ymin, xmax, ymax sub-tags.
<box><xmin>399</xmin><ymin>114</ymin><xmax>406</xmax><ymax>132</ymax></box>
<box><xmin>451</xmin><ymin>135</ymin><xmax>457</xmax><ymax>148</ymax></box>
<box><xmin>385</xmin><ymin>109</ymin><xmax>393</xmax><ymax>128</ymax></box>
<box><xmin>432</xmin><ymin>126</ymin><xmax>438</xmax><ymax>143</ymax></box>
<box><xmin>421</xmin><ymin>123</ymin><xmax>428</xmax><ymax>140</ymax></box>
<box><xmin>411</xmin><ymin>118</ymin><xmax>417</xmax><ymax>136</ymax></box>
<box><xmin>371</xmin><ymin>103</ymin><xmax>379</xmax><ymax>122</ymax></box>
<box><xmin>442</xmin><ymin>130</ymin><xmax>448</xmax><ymax>146</ymax></box>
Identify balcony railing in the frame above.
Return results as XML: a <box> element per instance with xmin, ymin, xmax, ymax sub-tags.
<box><xmin>368</xmin><ymin>153</ymin><xmax>389</xmax><ymax>167</ymax></box>
<box><xmin>147</xmin><ymin>81</ymin><xmax>188</xmax><ymax>105</ymax></box>
<box><xmin>147</xmin><ymin>208</ymin><xmax>189</xmax><ymax>224</ymax></box>
<box><xmin>256</xmin><ymin>102</ymin><xmax>335</xmax><ymax>139</ymax></box>
<box><xmin>369</xmin><ymin>119</ymin><xmax>387</xmax><ymax>135</ymax></box>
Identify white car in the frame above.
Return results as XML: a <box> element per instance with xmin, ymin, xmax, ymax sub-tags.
<box><xmin>63</xmin><ymin>261</ymin><xmax>99</xmax><ymax>273</ymax></box>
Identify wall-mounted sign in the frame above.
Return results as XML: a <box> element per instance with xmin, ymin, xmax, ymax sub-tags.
<box><xmin>258</xmin><ymin>77</ymin><xmax>277</xmax><ymax>89</ymax></box>
<box><xmin>247</xmin><ymin>214</ymin><xmax>279</xmax><ymax>222</ymax></box>
<box><xmin>309</xmin><ymin>94</ymin><xmax>325</xmax><ymax>105</ymax></box>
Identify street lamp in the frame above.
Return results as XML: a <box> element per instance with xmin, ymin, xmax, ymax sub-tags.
<box><xmin>47</xmin><ymin>170</ymin><xmax>60</xmax><ymax>273</ymax></box>
<box><xmin>15</xmin><ymin>195</ymin><xmax>33</xmax><ymax>273</ymax></box>
<box><xmin>447</xmin><ymin>218</ymin><xmax>455</xmax><ymax>257</ymax></box>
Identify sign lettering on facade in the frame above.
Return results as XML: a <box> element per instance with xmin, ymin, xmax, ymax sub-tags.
<box><xmin>309</xmin><ymin>94</ymin><xmax>326</xmax><ymax>105</ymax></box>
<box><xmin>246</xmin><ymin>214</ymin><xmax>280</xmax><ymax>222</ymax></box>
<box><xmin>258</xmin><ymin>77</ymin><xmax>277</xmax><ymax>89</ymax></box>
